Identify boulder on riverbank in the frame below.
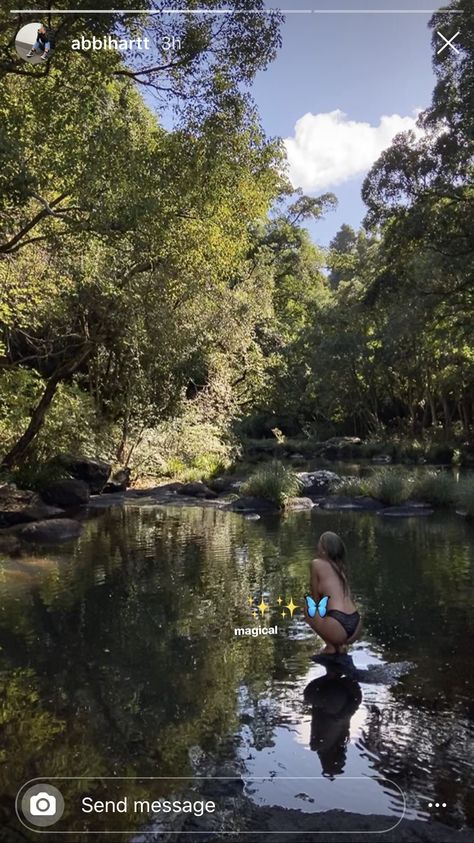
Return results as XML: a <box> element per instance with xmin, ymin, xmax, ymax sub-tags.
<box><xmin>0</xmin><ymin>484</ymin><xmax>65</xmax><ymax>527</ymax></box>
<box><xmin>284</xmin><ymin>496</ymin><xmax>314</xmax><ymax>510</ymax></box>
<box><xmin>208</xmin><ymin>475</ymin><xmax>243</xmax><ymax>494</ymax></box>
<box><xmin>296</xmin><ymin>470</ymin><xmax>341</xmax><ymax>496</ymax></box>
<box><xmin>55</xmin><ymin>454</ymin><xmax>111</xmax><ymax>493</ymax></box>
<box><xmin>40</xmin><ymin>478</ymin><xmax>90</xmax><ymax>508</ymax></box>
<box><xmin>103</xmin><ymin>467</ymin><xmax>131</xmax><ymax>493</ymax></box>
<box><xmin>16</xmin><ymin>518</ymin><xmax>83</xmax><ymax>544</ymax></box>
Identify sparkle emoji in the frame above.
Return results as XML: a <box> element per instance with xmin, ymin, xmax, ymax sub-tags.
<box><xmin>285</xmin><ymin>597</ymin><xmax>299</xmax><ymax>618</ymax></box>
<box><xmin>257</xmin><ymin>597</ymin><xmax>270</xmax><ymax>616</ymax></box>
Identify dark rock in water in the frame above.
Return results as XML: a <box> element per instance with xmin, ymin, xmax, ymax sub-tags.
<box><xmin>354</xmin><ymin>661</ymin><xmax>413</xmax><ymax>684</ymax></box>
<box><xmin>22</xmin><ymin>500</ymin><xmax>65</xmax><ymax>522</ymax></box>
<box><xmin>320</xmin><ymin>496</ymin><xmax>383</xmax><ymax>511</ymax></box>
<box><xmin>103</xmin><ymin>467</ymin><xmax>131</xmax><ymax>493</ymax></box>
<box><xmin>312</xmin><ymin>653</ymin><xmax>413</xmax><ymax>685</ymax></box>
<box><xmin>177</xmin><ymin>481</ymin><xmax>217</xmax><ymax>499</ymax></box>
<box><xmin>17</xmin><ymin>518</ymin><xmax>83</xmax><ymax>544</ymax></box>
<box><xmin>380</xmin><ymin>505</ymin><xmax>434</xmax><ymax>518</ymax></box>
<box><xmin>284</xmin><ymin>496</ymin><xmax>314</xmax><ymax>510</ymax></box>
<box><xmin>41</xmin><ymin>479</ymin><xmax>90</xmax><ymax>508</ymax></box>
<box><xmin>225</xmin><ymin>496</ymin><xmax>278</xmax><ymax>513</ymax></box>
<box><xmin>55</xmin><ymin>454</ymin><xmax>111</xmax><ymax>493</ymax></box>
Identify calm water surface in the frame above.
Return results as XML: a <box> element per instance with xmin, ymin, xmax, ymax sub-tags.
<box><xmin>1</xmin><ymin>501</ymin><xmax>474</xmax><ymax>838</ymax></box>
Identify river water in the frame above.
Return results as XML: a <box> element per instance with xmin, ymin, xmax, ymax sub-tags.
<box><xmin>1</xmin><ymin>501</ymin><xmax>474</xmax><ymax>839</ymax></box>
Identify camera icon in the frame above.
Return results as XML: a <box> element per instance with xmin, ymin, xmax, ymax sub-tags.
<box><xmin>30</xmin><ymin>791</ymin><xmax>57</xmax><ymax>816</ymax></box>
<box><xmin>20</xmin><ymin>783</ymin><xmax>65</xmax><ymax>827</ymax></box>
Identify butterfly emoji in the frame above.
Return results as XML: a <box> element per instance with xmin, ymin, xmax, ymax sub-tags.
<box><xmin>305</xmin><ymin>595</ymin><xmax>330</xmax><ymax>618</ymax></box>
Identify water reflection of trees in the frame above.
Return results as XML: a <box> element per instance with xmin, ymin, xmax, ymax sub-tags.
<box><xmin>0</xmin><ymin>506</ymin><xmax>316</xmax><ymax>837</ymax></box>
<box><xmin>1</xmin><ymin>504</ymin><xmax>473</xmax><ymax>836</ymax></box>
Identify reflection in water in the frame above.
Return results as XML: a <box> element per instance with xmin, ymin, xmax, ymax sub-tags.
<box><xmin>304</xmin><ymin>675</ymin><xmax>362</xmax><ymax>777</ymax></box>
<box><xmin>0</xmin><ymin>502</ymin><xmax>474</xmax><ymax>837</ymax></box>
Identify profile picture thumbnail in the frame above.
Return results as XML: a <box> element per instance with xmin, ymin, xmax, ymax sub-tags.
<box><xmin>15</xmin><ymin>22</ymin><xmax>55</xmax><ymax>64</ymax></box>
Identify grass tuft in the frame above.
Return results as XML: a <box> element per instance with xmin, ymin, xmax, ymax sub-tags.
<box><xmin>333</xmin><ymin>476</ymin><xmax>370</xmax><ymax>497</ymax></box>
<box><xmin>366</xmin><ymin>468</ymin><xmax>412</xmax><ymax>505</ymax></box>
<box><xmin>241</xmin><ymin>460</ymin><xmax>302</xmax><ymax>507</ymax></box>
<box><xmin>411</xmin><ymin>470</ymin><xmax>456</xmax><ymax>507</ymax></box>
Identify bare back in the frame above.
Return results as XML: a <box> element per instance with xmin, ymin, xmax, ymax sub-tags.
<box><xmin>310</xmin><ymin>558</ymin><xmax>357</xmax><ymax>614</ymax></box>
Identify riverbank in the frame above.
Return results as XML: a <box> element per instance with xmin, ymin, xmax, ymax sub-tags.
<box><xmin>1</xmin><ymin>466</ymin><xmax>473</xmax><ymax>551</ymax></box>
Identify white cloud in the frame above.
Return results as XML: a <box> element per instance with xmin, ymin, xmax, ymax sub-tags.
<box><xmin>284</xmin><ymin>109</ymin><xmax>421</xmax><ymax>192</ymax></box>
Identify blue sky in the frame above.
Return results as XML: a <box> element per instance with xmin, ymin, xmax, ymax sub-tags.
<box><xmin>251</xmin><ymin>1</ymin><xmax>447</xmax><ymax>245</ymax></box>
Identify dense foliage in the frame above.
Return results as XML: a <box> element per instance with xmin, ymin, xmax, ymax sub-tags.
<box><xmin>0</xmin><ymin>0</ymin><xmax>472</xmax><ymax>477</ymax></box>
<box><xmin>252</xmin><ymin>0</ymin><xmax>473</xmax><ymax>443</ymax></box>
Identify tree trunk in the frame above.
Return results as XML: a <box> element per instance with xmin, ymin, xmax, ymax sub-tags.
<box><xmin>421</xmin><ymin>401</ymin><xmax>429</xmax><ymax>431</ymax></box>
<box><xmin>442</xmin><ymin>395</ymin><xmax>452</xmax><ymax>438</ymax></box>
<box><xmin>428</xmin><ymin>392</ymin><xmax>437</xmax><ymax>427</ymax></box>
<box><xmin>460</xmin><ymin>396</ymin><xmax>470</xmax><ymax>437</ymax></box>
<box><xmin>116</xmin><ymin>415</ymin><xmax>129</xmax><ymax>463</ymax></box>
<box><xmin>1</xmin><ymin>375</ymin><xmax>61</xmax><ymax>469</ymax></box>
<box><xmin>1</xmin><ymin>347</ymin><xmax>91</xmax><ymax>469</ymax></box>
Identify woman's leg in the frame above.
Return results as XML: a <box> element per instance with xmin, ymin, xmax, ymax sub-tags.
<box><xmin>345</xmin><ymin>617</ymin><xmax>362</xmax><ymax>646</ymax></box>
<box><xmin>304</xmin><ymin>610</ymin><xmax>348</xmax><ymax>653</ymax></box>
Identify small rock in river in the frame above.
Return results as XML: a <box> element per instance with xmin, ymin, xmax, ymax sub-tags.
<box><xmin>17</xmin><ymin>518</ymin><xmax>83</xmax><ymax>544</ymax></box>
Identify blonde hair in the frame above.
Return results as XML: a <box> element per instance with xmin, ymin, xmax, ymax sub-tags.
<box><xmin>319</xmin><ymin>531</ymin><xmax>349</xmax><ymax>593</ymax></box>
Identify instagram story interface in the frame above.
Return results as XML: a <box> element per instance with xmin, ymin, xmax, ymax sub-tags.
<box><xmin>1</xmin><ymin>0</ymin><xmax>473</xmax><ymax>840</ymax></box>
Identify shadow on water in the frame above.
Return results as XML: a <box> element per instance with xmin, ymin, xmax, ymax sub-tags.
<box><xmin>1</xmin><ymin>501</ymin><xmax>474</xmax><ymax>838</ymax></box>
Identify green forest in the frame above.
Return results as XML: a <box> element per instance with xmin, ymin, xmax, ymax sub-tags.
<box><xmin>1</xmin><ymin>0</ymin><xmax>473</xmax><ymax>485</ymax></box>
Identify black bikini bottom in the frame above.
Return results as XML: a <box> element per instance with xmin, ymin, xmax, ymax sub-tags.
<box><xmin>326</xmin><ymin>609</ymin><xmax>360</xmax><ymax>639</ymax></box>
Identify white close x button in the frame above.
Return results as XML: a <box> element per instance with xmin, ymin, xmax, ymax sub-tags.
<box><xmin>437</xmin><ymin>30</ymin><xmax>461</xmax><ymax>55</ymax></box>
